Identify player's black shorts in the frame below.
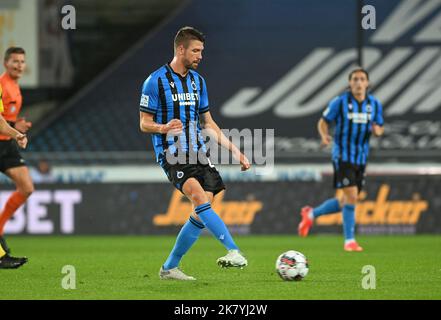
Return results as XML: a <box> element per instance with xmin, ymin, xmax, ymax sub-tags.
<box><xmin>332</xmin><ymin>160</ymin><xmax>366</xmax><ymax>193</ymax></box>
<box><xmin>161</xmin><ymin>161</ymin><xmax>225</xmax><ymax>196</ymax></box>
<box><xmin>0</xmin><ymin>139</ymin><xmax>26</xmax><ymax>173</ymax></box>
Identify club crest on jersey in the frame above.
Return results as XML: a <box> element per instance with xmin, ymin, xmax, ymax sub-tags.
<box><xmin>366</xmin><ymin>104</ymin><xmax>372</xmax><ymax>113</ymax></box>
<box><xmin>177</xmin><ymin>171</ymin><xmax>184</xmax><ymax>179</ymax></box>
<box><xmin>348</xmin><ymin>103</ymin><xmax>353</xmax><ymax>110</ymax></box>
<box><xmin>191</xmin><ymin>81</ymin><xmax>197</xmax><ymax>90</ymax></box>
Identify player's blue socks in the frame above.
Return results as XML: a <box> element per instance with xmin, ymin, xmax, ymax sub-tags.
<box><xmin>342</xmin><ymin>204</ymin><xmax>356</xmax><ymax>241</ymax></box>
<box><xmin>163</xmin><ymin>216</ymin><xmax>204</xmax><ymax>270</ymax></box>
<box><xmin>313</xmin><ymin>198</ymin><xmax>341</xmax><ymax>218</ymax></box>
<box><xmin>195</xmin><ymin>202</ymin><xmax>239</xmax><ymax>251</ymax></box>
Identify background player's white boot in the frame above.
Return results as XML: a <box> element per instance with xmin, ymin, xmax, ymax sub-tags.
<box><xmin>217</xmin><ymin>249</ymin><xmax>248</xmax><ymax>268</ymax></box>
<box><xmin>159</xmin><ymin>266</ymin><xmax>196</xmax><ymax>280</ymax></box>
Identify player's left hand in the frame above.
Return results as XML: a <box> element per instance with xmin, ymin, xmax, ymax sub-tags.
<box><xmin>14</xmin><ymin>118</ymin><xmax>32</xmax><ymax>133</ymax></box>
<box><xmin>372</xmin><ymin>123</ymin><xmax>384</xmax><ymax>137</ymax></box>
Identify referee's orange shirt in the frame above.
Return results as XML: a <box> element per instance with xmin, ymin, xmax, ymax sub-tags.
<box><xmin>0</xmin><ymin>84</ymin><xmax>4</xmax><ymax>113</ymax></box>
<box><xmin>0</xmin><ymin>72</ymin><xmax>22</xmax><ymax>140</ymax></box>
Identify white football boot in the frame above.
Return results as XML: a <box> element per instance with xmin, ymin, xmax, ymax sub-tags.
<box><xmin>217</xmin><ymin>249</ymin><xmax>248</xmax><ymax>268</ymax></box>
<box><xmin>159</xmin><ymin>266</ymin><xmax>196</xmax><ymax>280</ymax></box>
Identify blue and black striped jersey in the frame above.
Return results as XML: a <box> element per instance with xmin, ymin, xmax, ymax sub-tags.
<box><xmin>322</xmin><ymin>91</ymin><xmax>384</xmax><ymax>165</ymax></box>
<box><xmin>139</xmin><ymin>64</ymin><xmax>209</xmax><ymax>164</ymax></box>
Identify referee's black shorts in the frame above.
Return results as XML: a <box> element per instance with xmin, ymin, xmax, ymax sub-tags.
<box><xmin>0</xmin><ymin>139</ymin><xmax>27</xmax><ymax>173</ymax></box>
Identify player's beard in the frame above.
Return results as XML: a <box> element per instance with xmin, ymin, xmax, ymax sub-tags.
<box><xmin>184</xmin><ymin>58</ymin><xmax>199</xmax><ymax>70</ymax></box>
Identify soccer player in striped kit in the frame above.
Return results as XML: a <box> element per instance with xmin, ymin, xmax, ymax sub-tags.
<box><xmin>298</xmin><ymin>68</ymin><xmax>384</xmax><ymax>251</ymax></box>
<box><xmin>139</xmin><ymin>27</ymin><xmax>251</xmax><ymax>280</ymax></box>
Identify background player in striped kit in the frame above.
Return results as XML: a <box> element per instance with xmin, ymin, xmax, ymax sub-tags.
<box><xmin>298</xmin><ymin>68</ymin><xmax>384</xmax><ymax>251</ymax></box>
<box><xmin>139</xmin><ymin>27</ymin><xmax>251</xmax><ymax>280</ymax></box>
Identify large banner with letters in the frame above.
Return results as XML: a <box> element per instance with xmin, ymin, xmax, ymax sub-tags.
<box><xmin>204</xmin><ymin>0</ymin><xmax>441</xmax><ymax>161</ymax></box>
<box><xmin>3</xmin><ymin>174</ymin><xmax>440</xmax><ymax>235</ymax></box>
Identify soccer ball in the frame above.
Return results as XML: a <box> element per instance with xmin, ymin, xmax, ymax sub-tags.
<box><xmin>275</xmin><ymin>250</ymin><xmax>309</xmax><ymax>281</ymax></box>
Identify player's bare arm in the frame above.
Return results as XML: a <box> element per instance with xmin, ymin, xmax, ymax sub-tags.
<box><xmin>0</xmin><ymin>116</ymin><xmax>27</xmax><ymax>148</ymax></box>
<box><xmin>139</xmin><ymin>112</ymin><xmax>183</xmax><ymax>135</ymax></box>
<box><xmin>200</xmin><ymin>111</ymin><xmax>251</xmax><ymax>171</ymax></box>
<box><xmin>317</xmin><ymin>118</ymin><xmax>332</xmax><ymax>146</ymax></box>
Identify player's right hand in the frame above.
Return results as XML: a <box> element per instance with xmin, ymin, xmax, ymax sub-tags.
<box><xmin>239</xmin><ymin>154</ymin><xmax>251</xmax><ymax>171</ymax></box>
<box><xmin>162</xmin><ymin>119</ymin><xmax>183</xmax><ymax>135</ymax></box>
<box><xmin>15</xmin><ymin>133</ymin><xmax>28</xmax><ymax>149</ymax></box>
<box><xmin>320</xmin><ymin>134</ymin><xmax>332</xmax><ymax>147</ymax></box>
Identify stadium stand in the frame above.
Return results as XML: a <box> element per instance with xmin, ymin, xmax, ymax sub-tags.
<box><xmin>26</xmin><ymin>0</ymin><xmax>441</xmax><ymax>166</ymax></box>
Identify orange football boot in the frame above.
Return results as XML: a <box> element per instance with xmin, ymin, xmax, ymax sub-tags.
<box><xmin>298</xmin><ymin>206</ymin><xmax>314</xmax><ymax>237</ymax></box>
<box><xmin>344</xmin><ymin>241</ymin><xmax>363</xmax><ymax>252</ymax></box>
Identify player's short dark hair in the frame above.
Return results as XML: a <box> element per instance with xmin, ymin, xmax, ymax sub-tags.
<box><xmin>174</xmin><ymin>26</ymin><xmax>205</xmax><ymax>51</ymax></box>
<box><xmin>349</xmin><ymin>67</ymin><xmax>369</xmax><ymax>81</ymax></box>
<box><xmin>4</xmin><ymin>47</ymin><xmax>26</xmax><ymax>62</ymax></box>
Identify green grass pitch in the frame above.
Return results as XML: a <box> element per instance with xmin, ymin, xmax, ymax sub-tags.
<box><xmin>1</xmin><ymin>235</ymin><xmax>440</xmax><ymax>300</ymax></box>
